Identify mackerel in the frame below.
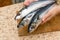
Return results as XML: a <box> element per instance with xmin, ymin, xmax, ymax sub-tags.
<box><xmin>15</xmin><ymin>0</ymin><xmax>56</xmax><ymax>33</ymax></box>
<box><xmin>17</xmin><ymin>1</ymin><xmax>55</xmax><ymax>28</ymax></box>
<box><xmin>28</xmin><ymin>4</ymin><xmax>56</xmax><ymax>33</ymax></box>
<box><xmin>15</xmin><ymin>1</ymin><xmax>55</xmax><ymax>20</ymax></box>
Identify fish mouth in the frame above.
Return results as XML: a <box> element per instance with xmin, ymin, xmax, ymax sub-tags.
<box><xmin>14</xmin><ymin>13</ymin><xmax>21</xmax><ymax>20</ymax></box>
<box><xmin>14</xmin><ymin>0</ymin><xmax>56</xmax><ymax>33</ymax></box>
<box><xmin>15</xmin><ymin>6</ymin><xmax>27</xmax><ymax>20</ymax></box>
<box><xmin>15</xmin><ymin>0</ymin><xmax>55</xmax><ymax>20</ymax></box>
<box><xmin>17</xmin><ymin>11</ymin><xmax>38</xmax><ymax>28</ymax></box>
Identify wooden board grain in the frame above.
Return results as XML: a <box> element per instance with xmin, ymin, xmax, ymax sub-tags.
<box><xmin>0</xmin><ymin>3</ymin><xmax>24</xmax><ymax>40</ymax></box>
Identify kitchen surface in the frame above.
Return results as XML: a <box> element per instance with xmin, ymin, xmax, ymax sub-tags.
<box><xmin>0</xmin><ymin>0</ymin><xmax>60</xmax><ymax>40</ymax></box>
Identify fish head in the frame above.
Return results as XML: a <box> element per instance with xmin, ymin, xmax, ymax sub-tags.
<box><xmin>15</xmin><ymin>6</ymin><xmax>27</xmax><ymax>20</ymax></box>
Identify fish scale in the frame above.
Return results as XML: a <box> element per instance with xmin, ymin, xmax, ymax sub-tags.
<box><xmin>17</xmin><ymin>2</ymin><xmax>55</xmax><ymax>28</ymax></box>
<box><xmin>28</xmin><ymin>4</ymin><xmax>55</xmax><ymax>33</ymax></box>
<box><xmin>17</xmin><ymin>10</ymin><xmax>38</xmax><ymax>28</ymax></box>
<box><xmin>15</xmin><ymin>1</ymin><xmax>55</xmax><ymax>20</ymax></box>
<box><xmin>15</xmin><ymin>0</ymin><xmax>56</xmax><ymax>33</ymax></box>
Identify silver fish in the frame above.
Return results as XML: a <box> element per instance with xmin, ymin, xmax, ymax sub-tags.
<box><xmin>17</xmin><ymin>0</ymin><xmax>55</xmax><ymax>28</ymax></box>
<box><xmin>28</xmin><ymin>4</ymin><xmax>56</xmax><ymax>33</ymax></box>
<box><xmin>15</xmin><ymin>0</ymin><xmax>55</xmax><ymax>20</ymax></box>
<box><xmin>17</xmin><ymin>10</ymin><xmax>38</xmax><ymax>28</ymax></box>
<box><xmin>15</xmin><ymin>0</ymin><xmax>56</xmax><ymax>33</ymax></box>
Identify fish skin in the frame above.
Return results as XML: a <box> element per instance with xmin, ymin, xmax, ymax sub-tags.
<box><xmin>15</xmin><ymin>0</ymin><xmax>56</xmax><ymax>33</ymax></box>
<box><xmin>17</xmin><ymin>0</ymin><xmax>55</xmax><ymax>28</ymax></box>
<box><xmin>15</xmin><ymin>0</ymin><xmax>55</xmax><ymax>20</ymax></box>
<box><xmin>17</xmin><ymin>10</ymin><xmax>38</xmax><ymax>28</ymax></box>
<box><xmin>28</xmin><ymin>3</ymin><xmax>56</xmax><ymax>33</ymax></box>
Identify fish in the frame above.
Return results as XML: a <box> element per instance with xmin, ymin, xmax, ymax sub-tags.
<box><xmin>28</xmin><ymin>4</ymin><xmax>56</xmax><ymax>33</ymax></box>
<box><xmin>17</xmin><ymin>10</ymin><xmax>38</xmax><ymax>28</ymax></box>
<box><xmin>17</xmin><ymin>0</ymin><xmax>55</xmax><ymax>28</ymax></box>
<box><xmin>15</xmin><ymin>0</ymin><xmax>56</xmax><ymax>33</ymax></box>
<box><xmin>15</xmin><ymin>0</ymin><xmax>55</xmax><ymax>20</ymax></box>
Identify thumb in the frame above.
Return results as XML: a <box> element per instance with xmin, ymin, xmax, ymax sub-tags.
<box><xmin>24</xmin><ymin>0</ymin><xmax>38</xmax><ymax>6</ymax></box>
<box><xmin>24</xmin><ymin>0</ymin><xmax>30</xmax><ymax>6</ymax></box>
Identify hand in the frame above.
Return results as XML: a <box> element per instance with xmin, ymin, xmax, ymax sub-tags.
<box><xmin>24</xmin><ymin>0</ymin><xmax>38</xmax><ymax>6</ymax></box>
<box><xmin>42</xmin><ymin>5</ymin><xmax>60</xmax><ymax>24</ymax></box>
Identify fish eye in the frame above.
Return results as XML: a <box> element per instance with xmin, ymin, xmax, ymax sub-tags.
<box><xmin>31</xmin><ymin>26</ymin><xmax>35</xmax><ymax>29</ymax></box>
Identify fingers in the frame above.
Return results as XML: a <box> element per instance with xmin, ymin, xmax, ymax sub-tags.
<box><xmin>24</xmin><ymin>0</ymin><xmax>38</xmax><ymax>6</ymax></box>
<box><xmin>24</xmin><ymin>0</ymin><xmax>30</xmax><ymax>6</ymax></box>
<box><xmin>42</xmin><ymin>12</ymin><xmax>55</xmax><ymax>24</ymax></box>
<box><xmin>42</xmin><ymin>5</ymin><xmax>59</xmax><ymax>24</ymax></box>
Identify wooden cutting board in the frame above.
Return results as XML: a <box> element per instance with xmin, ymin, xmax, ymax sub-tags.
<box><xmin>0</xmin><ymin>2</ymin><xmax>60</xmax><ymax>40</ymax></box>
<box><xmin>18</xmin><ymin>14</ymin><xmax>60</xmax><ymax>36</ymax></box>
<box><xmin>18</xmin><ymin>1</ymin><xmax>60</xmax><ymax>36</ymax></box>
